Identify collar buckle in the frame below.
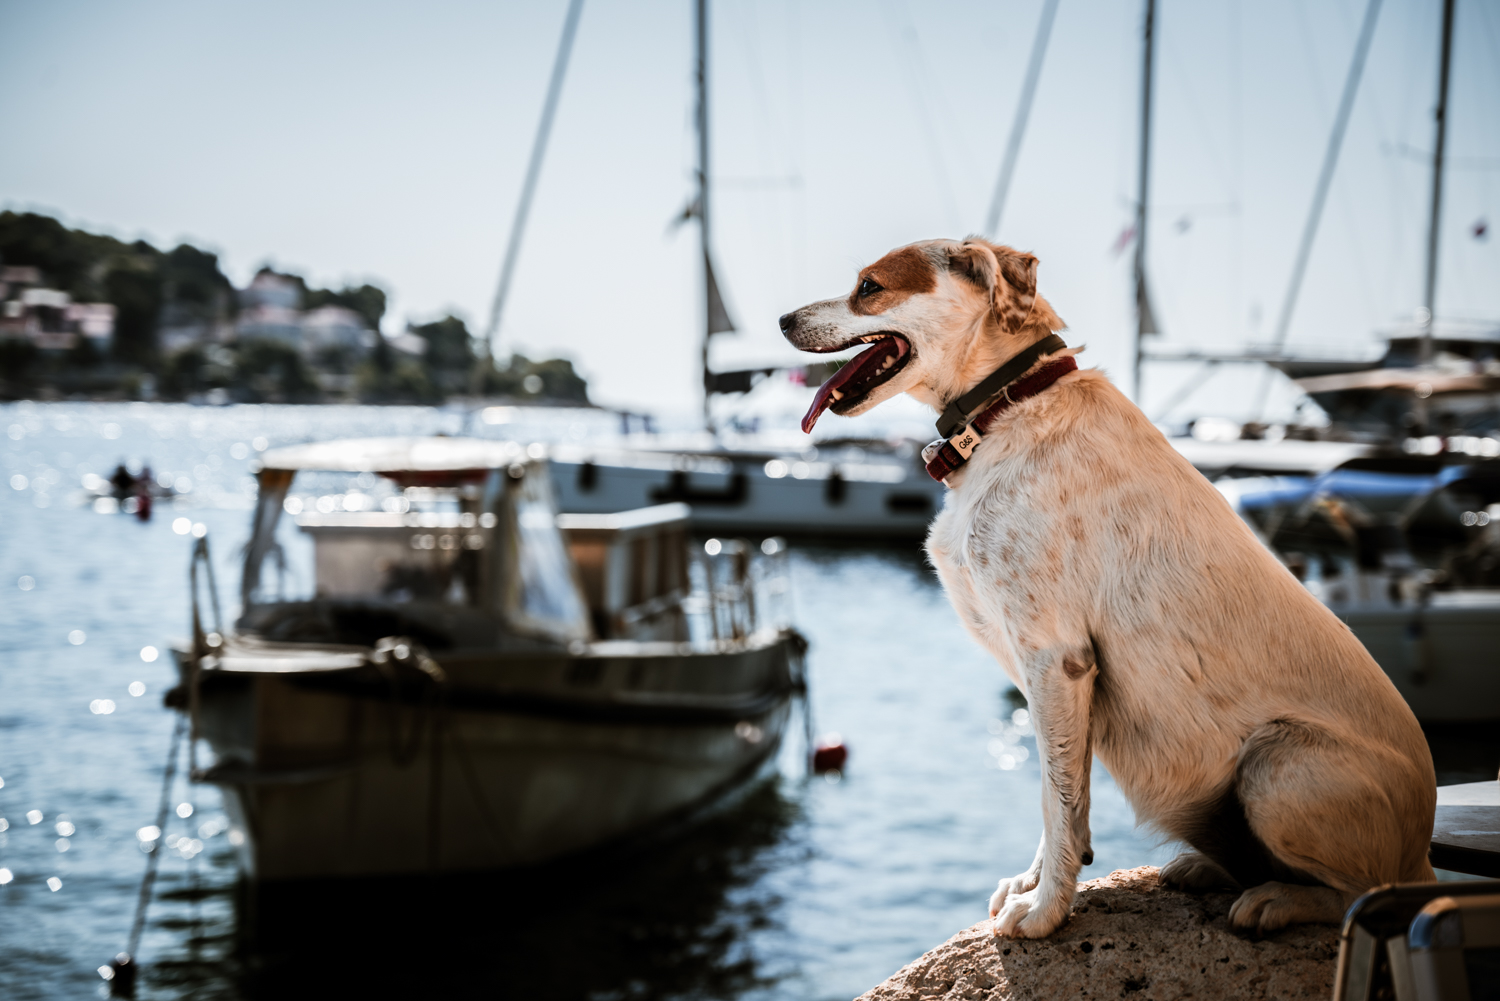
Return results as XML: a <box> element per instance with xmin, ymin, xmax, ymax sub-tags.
<box><xmin>948</xmin><ymin>424</ymin><xmax>980</xmax><ymax>459</ymax></box>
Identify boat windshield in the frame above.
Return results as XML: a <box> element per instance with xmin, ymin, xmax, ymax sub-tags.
<box><xmin>240</xmin><ymin>458</ymin><xmax>590</xmax><ymax>645</ymax></box>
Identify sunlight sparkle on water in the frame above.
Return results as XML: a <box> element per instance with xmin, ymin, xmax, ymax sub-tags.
<box><xmin>0</xmin><ymin>869</ymin><xmax>11</xmax><ymax>885</ymax></box>
<box><xmin>89</xmin><ymin>699</ymin><xmax>116</xmax><ymax>715</ymax></box>
<box><xmin>177</xmin><ymin>802</ymin><xmax>194</xmax><ymax>819</ymax></box>
<box><xmin>139</xmin><ymin>646</ymin><xmax>158</xmax><ymax>662</ymax></box>
<box><xmin>128</xmin><ymin>681</ymin><xmax>146</xmax><ymax>697</ymax></box>
<box><xmin>27</xmin><ymin>810</ymin><xmax>43</xmax><ymax>825</ymax></box>
<box><xmin>172</xmin><ymin>517</ymin><xmax>191</xmax><ymax>535</ymax></box>
<box><xmin>67</xmin><ymin>630</ymin><xmax>86</xmax><ymax>645</ymax></box>
<box><xmin>46</xmin><ymin>877</ymin><xmax>62</xmax><ymax>892</ymax></box>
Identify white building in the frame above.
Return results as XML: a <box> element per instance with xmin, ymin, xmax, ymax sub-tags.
<box><xmin>302</xmin><ymin>305</ymin><xmax>376</xmax><ymax>356</ymax></box>
<box><xmin>0</xmin><ymin>282</ymin><xmax>116</xmax><ymax>352</ymax></box>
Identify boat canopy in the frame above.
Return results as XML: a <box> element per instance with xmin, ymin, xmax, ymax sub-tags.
<box><xmin>259</xmin><ymin>436</ymin><xmax>533</xmax><ymax>481</ymax></box>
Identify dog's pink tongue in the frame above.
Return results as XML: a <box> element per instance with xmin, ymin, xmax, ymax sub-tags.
<box><xmin>800</xmin><ymin>338</ymin><xmax>907</xmax><ymax>434</ymax></box>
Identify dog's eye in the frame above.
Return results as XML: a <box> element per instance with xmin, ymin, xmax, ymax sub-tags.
<box><xmin>858</xmin><ymin>278</ymin><xmax>882</xmax><ymax>298</ymax></box>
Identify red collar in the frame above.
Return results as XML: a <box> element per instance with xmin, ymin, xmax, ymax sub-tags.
<box><xmin>923</xmin><ymin>355</ymin><xmax>1077</xmax><ymax>482</ymax></box>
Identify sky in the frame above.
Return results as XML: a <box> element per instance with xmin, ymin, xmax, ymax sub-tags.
<box><xmin>1</xmin><ymin>0</ymin><xmax>1497</xmax><ymax>426</ymax></box>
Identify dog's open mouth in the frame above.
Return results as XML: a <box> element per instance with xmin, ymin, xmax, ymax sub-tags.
<box><xmin>801</xmin><ymin>334</ymin><xmax>911</xmax><ymax>433</ymax></box>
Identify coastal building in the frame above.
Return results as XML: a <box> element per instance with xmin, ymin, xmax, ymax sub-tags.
<box><xmin>302</xmin><ymin>305</ymin><xmax>376</xmax><ymax>357</ymax></box>
<box><xmin>235</xmin><ymin>271</ymin><xmax>304</xmax><ymax>347</ymax></box>
<box><xmin>227</xmin><ymin>271</ymin><xmax>376</xmax><ymax>361</ymax></box>
<box><xmin>0</xmin><ymin>277</ymin><xmax>117</xmax><ymax>353</ymax></box>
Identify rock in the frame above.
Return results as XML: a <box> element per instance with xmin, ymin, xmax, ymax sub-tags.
<box><xmin>855</xmin><ymin>866</ymin><xmax>1339</xmax><ymax>1001</ymax></box>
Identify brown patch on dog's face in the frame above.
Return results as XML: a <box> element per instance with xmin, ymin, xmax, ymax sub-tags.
<box><xmin>848</xmin><ymin>246</ymin><xmax>938</xmax><ymax>316</ymax></box>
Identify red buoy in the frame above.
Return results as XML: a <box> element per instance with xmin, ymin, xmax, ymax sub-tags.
<box><xmin>812</xmin><ymin>736</ymin><xmax>848</xmax><ymax>774</ymax></box>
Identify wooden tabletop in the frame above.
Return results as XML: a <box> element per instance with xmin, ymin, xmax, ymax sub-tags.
<box><xmin>1431</xmin><ymin>780</ymin><xmax>1500</xmax><ymax>878</ymax></box>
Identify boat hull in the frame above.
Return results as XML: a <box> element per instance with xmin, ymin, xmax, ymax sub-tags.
<box><xmin>1336</xmin><ymin>594</ymin><xmax>1500</xmax><ymax>723</ymax></box>
<box><xmin>180</xmin><ymin>635</ymin><xmax>797</xmax><ymax>880</ymax></box>
<box><xmin>548</xmin><ymin>448</ymin><xmax>943</xmax><ymax>538</ymax></box>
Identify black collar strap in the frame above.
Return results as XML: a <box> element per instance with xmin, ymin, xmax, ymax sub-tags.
<box><xmin>934</xmin><ymin>333</ymin><xmax>1068</xmax><ymax>439</ymax></box>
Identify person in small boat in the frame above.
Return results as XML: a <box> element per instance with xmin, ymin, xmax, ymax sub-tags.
<box><xmin>109</xmin><ymin>463</ymin><xmax>136</xmax><ymax>500</ymax></box>
<box><xmin>134</xmin><ymin>465</ymin><xmax>154</xmax><ymax>521</ymax></box>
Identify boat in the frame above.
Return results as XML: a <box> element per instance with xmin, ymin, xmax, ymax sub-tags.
<box><xmin>542</xmin><ymin>436</ymin><xmax>943</xmax><ymax>539</ymax></box>
<box><xmin>462</xmin><ymin>0</ymin><xmax>947</xmax><ymax>539</ymax></box>
<box><xmin>1219</xmin><ymin>452</ymin><xmax>1500</xmax><ymax>722</ymax></box>
<box><xmin>168</xmin><ymin>435</ymin><xmax>805</xmax><ymax>880</ymax></box>
<box><xmin>1120</xmin><ymin>0</ymin><xmax>1500</xmax><ymax>723</ymax></box>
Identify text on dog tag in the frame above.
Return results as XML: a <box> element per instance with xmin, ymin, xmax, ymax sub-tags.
<box><xmin>948</xmin><ymin>425</ymin><xmax>980</xmax><ymax>459</ymax></box>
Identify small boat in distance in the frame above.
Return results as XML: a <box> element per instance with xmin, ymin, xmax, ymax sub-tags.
<box><xmin>169</xmin><ymin>436</ymin><xmax>804</xmax><ymax>880</ymax></box>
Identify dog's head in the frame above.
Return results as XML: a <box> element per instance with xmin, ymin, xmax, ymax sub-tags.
<box><xmin>780</xmin><ymin>237</ymin><xmax>1064</xmax><ymax>433</ymax></box>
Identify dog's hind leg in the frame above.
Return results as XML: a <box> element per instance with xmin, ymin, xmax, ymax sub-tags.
<box><xmin>1218</xmin><ymin>718</ymin><xmax>1435</xmax><ymax>934</ymax></box>
<box><xmin>1159</xmin><ymin>851</ymin><xmax>1237</xmax><ymax>892</ymax></box>
<box><xmin>990</xmin><ymin>648</ymin><xmax>1096</xmax><ymax>939</ymax></box>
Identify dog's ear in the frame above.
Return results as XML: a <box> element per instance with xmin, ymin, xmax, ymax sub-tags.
<box><xmin>992</xmin><ymin>244</ymin><xmax>1039</xmax><ymax>335</ymax></box>
<box><xmin>946</xmin><ymin>240</ymin><xmax>998</xmax><ymax>295</ymax></box>
<box><xmin>948</xmin><ymin>239</ymin><xmax>1039</xmax><ymax>335</ymax></box>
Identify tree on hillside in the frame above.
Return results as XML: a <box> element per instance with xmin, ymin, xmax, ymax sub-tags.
<box><xmin>0</xmin><ymin>211</ymin><xmax>239</xmax><ymax>369</ymax></box>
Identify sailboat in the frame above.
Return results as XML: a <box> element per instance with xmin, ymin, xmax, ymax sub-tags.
<box><xmin>1130</xmin><ymin>0</ymin><xmax>1500</xmax><ymax>722</ymax></box>
<box><xmin>475</xmin><ymin>0</ymin><xmax>947</xmax><ymax>539</ymax></box>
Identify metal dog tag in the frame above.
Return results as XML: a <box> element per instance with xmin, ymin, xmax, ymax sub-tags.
<box><xmin>948</xmin><ymin>425</ymin><xmax>980</xmax><ymax>459</ymax></box>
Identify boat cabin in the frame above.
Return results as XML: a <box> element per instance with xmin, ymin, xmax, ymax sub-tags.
<box><xmin>240</xmin><ymin>437</ymin><xmax>693</xmax><ymax>651</ymax></box>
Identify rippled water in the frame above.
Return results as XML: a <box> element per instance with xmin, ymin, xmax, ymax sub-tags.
<box><xmin>0</xmin><ymin>402</ymin><xmax>1483</xmax><ymax>1001</ymax></box>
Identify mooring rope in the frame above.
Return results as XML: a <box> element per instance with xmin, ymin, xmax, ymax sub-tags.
<box><xmin>106</xmin><ymin>711</ymin><xmax>187</xmax><ymax>992</ymax></box>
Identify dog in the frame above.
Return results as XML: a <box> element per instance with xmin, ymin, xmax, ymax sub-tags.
<box><xmin>779</xmin><ymin>237</ymin><xmax>1436</xmax><ymax>938</ymax></box>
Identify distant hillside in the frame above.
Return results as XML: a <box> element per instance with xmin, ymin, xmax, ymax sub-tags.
<box><xmin>0</xmin><ymin>211</ymin><xmax>588</xmax><ymax>406</ymax></box>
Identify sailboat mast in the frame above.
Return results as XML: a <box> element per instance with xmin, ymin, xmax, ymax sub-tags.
<box><xmin>475</xmin><ymin>0</ymin><xmax>586</xmax><ymax>396</ymax></box>
<box><xmin>696</xmin><ymin>0</ymin><xmax>712</xmax><ymax>430</ymax></box>
<box><xmin>1420</xmin><ymin>0</ymin><xmax>1456</xmax><ymax>368</ymax></box>
<box><xmin>1132</xmin><ymin>0</ymin><xmax>1157</xmax><ymax>403</ymax></box>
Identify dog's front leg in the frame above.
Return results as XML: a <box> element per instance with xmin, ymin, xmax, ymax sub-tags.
<box><xmin>991</xmin><ymin>649</ymin><xmax>1095</xmax><ymax>939</ymax></box>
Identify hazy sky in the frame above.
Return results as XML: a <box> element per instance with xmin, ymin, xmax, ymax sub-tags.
<box><xmin>2</xmin><ymin>0</ymin><xmax>1496</xmax><ymax>425</ymax></box>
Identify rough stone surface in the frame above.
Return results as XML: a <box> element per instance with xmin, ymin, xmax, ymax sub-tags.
<box><xmin>855</xmin><ymin>867</ymin><xmax>1339</xmax><ymax>1001</ymax></box>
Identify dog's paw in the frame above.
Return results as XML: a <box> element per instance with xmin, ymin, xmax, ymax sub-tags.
<box><xmin>1160</xmin><ymin>851</ymin><xmax>1237</xmax><ymax>892</ymax></box>
<box><xmin>1228</xmin><ymin>882</ymin><xmax>1346</xmax><ymax>934</ymax></box>
<box><xmin>988</xmin><ymin>870</ymin><xmax>1042</xmax><ymax>917</ymax></box>
<box><xmin>991</xmin><ymin>887</ymin><xmax>1071</xmax><ymax>939</ymax></box>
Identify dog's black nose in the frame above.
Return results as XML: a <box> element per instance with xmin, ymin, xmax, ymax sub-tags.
<box><xmin>778</xmin><ymin>312</ymin><xmax>796</xmax><ymax>333</ymax></box>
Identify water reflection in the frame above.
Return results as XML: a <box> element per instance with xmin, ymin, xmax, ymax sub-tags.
<box><xmin>150</xmin><ymin>781</ymin><xmax>798</xmax><ymax>1000</ymax></box>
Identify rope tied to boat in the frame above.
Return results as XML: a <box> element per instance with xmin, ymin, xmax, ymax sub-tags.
<box><xmin>366</xmin><ymin>636</ymin><xmax>518</xmax><ymax>862</ymax></box>
<box><xmin>104</xmin><ymin>713</ymin><xmax>187</xmax><ymax>996</ymax></box>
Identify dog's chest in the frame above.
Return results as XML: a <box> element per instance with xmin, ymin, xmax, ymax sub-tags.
<box><xmin>925</xmin><ymin>476</ymin><xmax>1060</xmax><ymax>647</ymax></box>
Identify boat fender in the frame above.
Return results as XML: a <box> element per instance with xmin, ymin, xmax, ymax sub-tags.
<box><xmin>813</xmin><ymin>736</ymin><xmax>848</xmax><ymax>775</ymax></box>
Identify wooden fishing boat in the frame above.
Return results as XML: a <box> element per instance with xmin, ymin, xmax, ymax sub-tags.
<box><xmin>169</xmin><ymin>436</ymin><xmax>804</xmax><ymax>881</ymax></box>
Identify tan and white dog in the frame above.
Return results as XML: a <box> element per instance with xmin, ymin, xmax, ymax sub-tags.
<box><xmin>779</xmin><ymin>238</ymin><xmax>1435</xmax><ymax>938</ymax></box>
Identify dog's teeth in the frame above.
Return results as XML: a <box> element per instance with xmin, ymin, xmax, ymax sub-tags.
<box><xmin>829</xmin><ymin>389</ymin><xmax>844</xmax><ymax>401</ymax></box>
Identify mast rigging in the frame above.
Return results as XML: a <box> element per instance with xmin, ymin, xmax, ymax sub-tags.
<box><xmin>984</xmin><ymin>0</ymin><xmax>1061</xmax><ymax>239</ymax></box>
<box><xmin>474</xmin><ymin>0</ymin><xmax>586</xmax><ymax>394</ymax></box>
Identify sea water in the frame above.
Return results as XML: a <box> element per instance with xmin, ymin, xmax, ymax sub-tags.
<box><xmin>0</xmin><ymin>401</ymin><xmax>1486</xmax><ymax>1001</ymax></box>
